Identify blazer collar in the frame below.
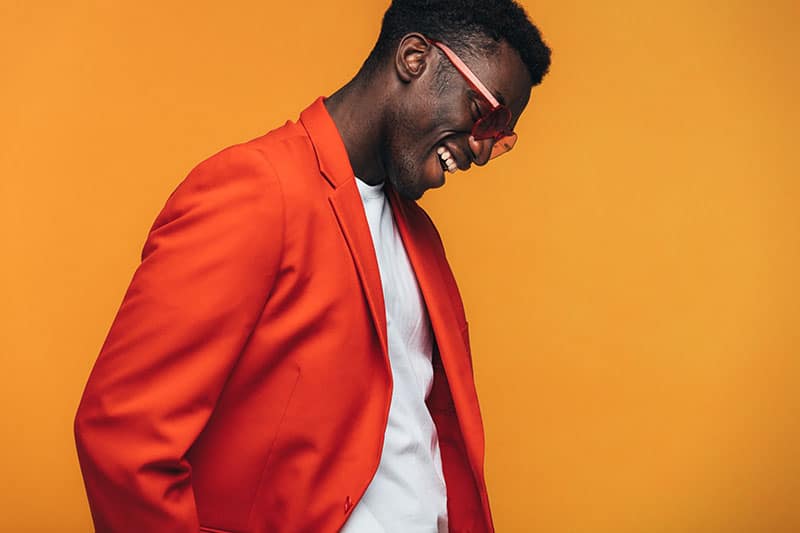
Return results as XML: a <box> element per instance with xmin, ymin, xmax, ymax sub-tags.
<box><xmin>298</xmin><ymin>96</ymin><xmax>354</xmax><ymax>190</ymax></box>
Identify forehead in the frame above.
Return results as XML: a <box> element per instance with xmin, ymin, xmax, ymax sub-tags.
<box><xmin>464</xmin><ymin>40</ymin><xmax>532</xmax><ymax>119</ymax></box>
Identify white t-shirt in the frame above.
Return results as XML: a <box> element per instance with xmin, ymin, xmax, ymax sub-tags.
<box><xmin>340</xmin><ymin>177</ymin><xmax>448</xmax><ymax>533</ymax></box>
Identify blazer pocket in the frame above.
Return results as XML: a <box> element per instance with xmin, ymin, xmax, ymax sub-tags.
<box><xmin>199</xmin><ymin>526</ymin><xmax>236</xmax><ymax>533</ymax></box>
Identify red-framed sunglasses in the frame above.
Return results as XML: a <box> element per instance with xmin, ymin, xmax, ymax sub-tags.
<box><xmin>427</xmin><ymin>37</ymin><xmax>518</xmax><ymax>160</ymax></box>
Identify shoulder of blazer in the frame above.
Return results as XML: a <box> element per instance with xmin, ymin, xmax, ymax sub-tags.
<box><xmin>149</xmin><ymin>139</ymin><xmax>286</xmax><ymax>244</ymax></box>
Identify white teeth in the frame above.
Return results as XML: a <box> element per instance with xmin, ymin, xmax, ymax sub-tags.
<box><xmin>438</xmin><ymin>146</ymin><xmax>457</xmax><ymax>172</ymax></box>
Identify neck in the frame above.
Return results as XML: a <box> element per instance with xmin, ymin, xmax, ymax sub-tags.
<box><xmin>324</xmin><ymin>73</ymin><xmax>388</xmax><ymax>186</ymax></box>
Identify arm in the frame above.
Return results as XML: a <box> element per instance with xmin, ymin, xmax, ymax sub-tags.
<box><xmin>74</xmin><ymin>144</ymin><xmax>284</xmax><ymax>532</ymax></box>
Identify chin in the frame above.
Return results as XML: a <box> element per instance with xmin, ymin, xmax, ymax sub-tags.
<box><xmin>391</xmin><ymin>172</ymin><xmax>444</xmax><ymax>201</ymax></box>
<box><xmin>390</xmin><ymin>176</ymin><xmax>425</xmax><ymax>201</ymax></box>
<box><xmin>387</xmin><ymin>149</ymin><xmax>447</xmax><ymax>201</ymax></box>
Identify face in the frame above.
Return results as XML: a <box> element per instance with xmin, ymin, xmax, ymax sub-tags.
<box><xmin>385</xmin><ymin>36</ymin><xmax>533</xmax><ymax>200</ymax></box>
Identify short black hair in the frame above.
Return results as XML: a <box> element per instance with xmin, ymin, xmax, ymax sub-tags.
<box><xmin>363</xmin><ymin>0</ymin><xmax>551</xmax><ymax>86</ymax></box>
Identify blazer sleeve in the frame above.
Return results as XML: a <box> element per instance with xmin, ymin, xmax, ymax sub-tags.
<box><xmin>74</xmin><ymin>143</ymin><xmax>285</xmax><ymax>533</ymax></box>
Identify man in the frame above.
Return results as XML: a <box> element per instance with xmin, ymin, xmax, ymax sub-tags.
<box><xmin>74</xmin><ymin>1</ymin><xmax>550</xmax><ymax>531</ymax></box>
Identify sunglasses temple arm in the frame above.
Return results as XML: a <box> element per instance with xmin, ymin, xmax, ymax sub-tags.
<box><xmin>429</xmin><ymin>40</ymin><xmax>502</xmax><ymax>109</ymax></box>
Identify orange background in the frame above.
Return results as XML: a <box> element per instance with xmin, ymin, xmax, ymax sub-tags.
<box><xmin>2</xmin><ymin>1</ymin><xmax>798</xmax><ymax>531</ymax></box>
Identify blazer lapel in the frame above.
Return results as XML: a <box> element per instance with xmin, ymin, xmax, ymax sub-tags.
<box><xmin>299</xmin><ymin>97</ymin><xmax>388</xmax><ymax>358</ymax></box>
<box><xmin>328</xmin><ymin>184</ymin><xmax>388</xmax><ymax>356</ymax></box>
<box><xmin>386</xmin><ymin>185</ymin><xmax>486</xmax><ymax>490</ymax></box>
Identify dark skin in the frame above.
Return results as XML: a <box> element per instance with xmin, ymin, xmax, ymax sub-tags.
<box><xmin>325</xmin><ymin>33</ymin><xmax>533</xmax><ymax>200</ymax></box>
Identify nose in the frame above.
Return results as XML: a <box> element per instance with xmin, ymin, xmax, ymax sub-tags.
<box><xmin>468</xmin><ymin>135</ymin><xmax>493</xmax><ymax>166</ymax></box>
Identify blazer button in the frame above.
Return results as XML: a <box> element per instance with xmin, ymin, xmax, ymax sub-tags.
<box><xmin>344</xmin><ymin>496</ymin><xmax>352</xmax><ymax>513</ymax></box>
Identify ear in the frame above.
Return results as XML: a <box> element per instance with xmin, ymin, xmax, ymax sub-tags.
<box><xmin>394</xmin><ymin>33</ymin><xmax>433</xmax><ymax>83</ymax></box>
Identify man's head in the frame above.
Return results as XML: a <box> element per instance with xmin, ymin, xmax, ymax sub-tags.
<box><xmin>359</xmin><ymin>0</ymin><xmax>551</xmax><ymax>200</ymax></box>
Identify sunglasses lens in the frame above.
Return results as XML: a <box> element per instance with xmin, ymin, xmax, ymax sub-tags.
<box><xmin>471</xmin><ymin>106</ymin><xmax>516</xmax><ymax>159</ymax></box>
<box><xmin>472</xmin><ymin>107</ymin><xmax>512</xmax><ymax>139</ymax></box>
<box><xmin>489</xmin><ymin>132</ymin><xmax>517</xmax><ymax>159</ymax></box>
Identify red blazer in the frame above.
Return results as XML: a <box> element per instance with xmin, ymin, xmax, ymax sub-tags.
<box><xmin>75</xmin><ymin>97</ymin><xmax>494</xmax><ymax>533</ymax></box>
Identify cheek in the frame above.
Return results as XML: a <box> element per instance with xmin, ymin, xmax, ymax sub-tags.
<box><xmin>387</xmin><ymin>97</ymin><xmax>459</xmax><ymax>167</ymax></box>
<box><xmin>429</xmin><ymin>101</ymin><xmax>458</xmax><ymax>131</ymax></box>
<box><xmin>409</xmin><ymin>92</ymin><xmax>463</xmax><ymax>139</ymax></box>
